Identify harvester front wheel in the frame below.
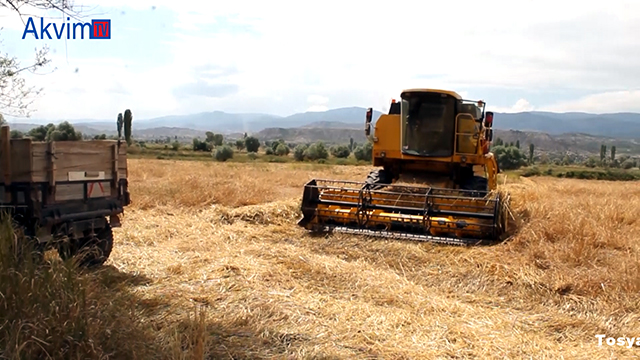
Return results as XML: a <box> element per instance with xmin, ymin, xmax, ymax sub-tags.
<box><xmin>365</xmin><ymin>169</ymin><xmax>393</xmax><ymax>190</ymax></box>
<box><xmin>460</xmin><ymin>176</ymin><xmax>488</xmax><ymax>197</ymax></box>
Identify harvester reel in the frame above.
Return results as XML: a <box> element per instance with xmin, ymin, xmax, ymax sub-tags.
<box><xmin>298</xmin><ymin>179</ymin><xmax>508</xmax><ymax>246</ymax></box>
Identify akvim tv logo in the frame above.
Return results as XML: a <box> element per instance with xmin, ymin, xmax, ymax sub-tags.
<box><xmin>22</xmin><ymin>17</ymin><xmax>110</xmax><ymax>40</ymax></box>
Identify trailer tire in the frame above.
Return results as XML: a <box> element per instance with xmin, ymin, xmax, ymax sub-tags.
<box><xmin>58</xmin><ymin>223</ymin><xmax>113</xmax><ymax>268</ymax></box>
<box><xmin>16</xmin><ymin>238</ymin><xmax>46</xmax><ymax>266</ymax></box>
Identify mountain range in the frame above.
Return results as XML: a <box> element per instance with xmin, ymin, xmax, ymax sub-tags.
<box><xmin>8</xmin><ymin>108</ymin><xmax>640</xmax><ymax>139</ymax></box>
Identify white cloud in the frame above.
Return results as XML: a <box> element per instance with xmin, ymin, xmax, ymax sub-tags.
<box><xmin>2</xmin><ymin>0</ymin><xmax>640</xmax><ymax>119</ymax></box>
<box><xmin>541</xmin><ymin>91</ymin><xmax>640</xmax><ymax>113</ymax></box>
<box><xmin>488</xmin><ymin>99</ymin><xmax>535</xmax><ymax>113</ymax></box>
<box><xmin>307</xmin><ymin>95</ymin><xmax>328</xmax><ymax>104</ymax></box>
<box><xmin>306</xmin><ymin>105</ymin><xmax>328</xmax><ymax>112</ymax></box>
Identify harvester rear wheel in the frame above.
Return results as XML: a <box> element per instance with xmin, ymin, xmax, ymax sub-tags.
<box><xmin>460</xmin><ymin>176</ymin><xmax>488</xmax><ymax>197</ymax></box>
<box><xmin>365</xmin><ymin>169</ymin><xmax>393</xmax><ymax>190</ymax></box>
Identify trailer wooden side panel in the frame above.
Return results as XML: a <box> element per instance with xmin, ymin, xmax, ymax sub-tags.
<box><xmin>118</xmin><ymin>143</ymin><xmax>127</xmax><ymax>180</ymax></box>
<box><xmin>31</xmin><ymin>141</ymin><xmax>122</xmax><ymax>183</ymax></box>
<box><xmin>0</xmin><ymin>138</ymin><xmax>127</xmax><ymax>204</ymax></box>
<box><xmin>10</xmin><ymin>139</ymin><xmax>33</xmax><ymax>183</ymax></box>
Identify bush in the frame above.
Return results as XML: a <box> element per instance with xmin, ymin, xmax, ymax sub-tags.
<box><xmin>235</xmin><ymin>139</ymin><xmax>245</xmax><ymax>151</ymax></box>
<box><xmin>247</xmin><ymin>152</ymin><xmax>258</xmax><ymax>160</ymax></box>
<box><xmin>492</xmin><ymin>145</ymin><xmax>527</xmax><ymax>170</ymax></box>
<box><xmin>622</xmin><ymin>159</ymin><xmax>635</xmax><ymax>169</ymax></box>
<box><xmin>265</xmin><ymin>148</ymin><xmax>274</xmax><ymax>155</ymax></box>
<box><xmin>10</xmin><ymin>130</ymin><xmax>23</xmax><ymax>139</ymax></box>
<box><xmin>521</xmin><ymin>167</ymin><xmax>541</xmax><ymax>177</ymax></box>
<box><xmin>354</xmin><ymin>141</ymin><xmax>373</xmax><ymax>162</ymax></box>
<box><xmin>330</xmin><ymin>145</ymin><xmax>351</xmax><ymax>158</ymax></box>
<box><xmin>193</xmin><ymin>138</ymin><xmax>211</xmax><ymax>152</ymax></box>
<box><xmin>558</xmin><ymin>169</ymin><xmax>639</xmax><ymax>181</ymax></box>
<box><xmin>275</xmin><ymin>143</ymin><xmax>289</xmax><ymax>156</ymax></box>
<box><xmin>245</xmin><ymin>136</ymin><xmax>260</xmax><ymax>153</ymax></box>
<box><xmin>267</xmin><ymin>156</ymin><xmax>287</xmax><ymax>163</ymax></box>
<box><xmin>304</xmin><ymin>142</ymin><xmax>329</xmax><ymax>161</ymax></box>
<box><xmin>46</xmin><ymin>121</ymin><xmax>83</xmax><ymax>141</ymax></box>
<box><xmin>171</xmin><ymin>141</ymin><xmax>180</xmax><ymax>151</ymax></box>
<box><xmin>25</xmin><ymin>122</ymin><xmax>81</xmax><ymax>142</ymax></box>
<box><xmin>293</xmin><ymin>144</ymin><xmax>308</xmax><ymax>161</ymax></box>
<box><xmin>584</xmin><ymin>157</ymin><xmax>599</xmax><ymax>168</ymax></box>
<box><xmin>214</xmin><ymin>145</ymin><xmax>234</xmax><ymax>162</ymax></box>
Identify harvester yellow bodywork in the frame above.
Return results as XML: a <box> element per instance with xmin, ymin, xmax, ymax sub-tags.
<box><xmin>298</xmin><ymin>89</ymin><xmax>510</xmax><ymax>245</ymax></box>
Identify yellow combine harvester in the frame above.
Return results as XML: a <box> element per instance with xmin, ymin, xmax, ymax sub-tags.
<box><xmin>298</xmin><ymin>89</ymin><xmax>510</xmax><ymax>246</ymax></box>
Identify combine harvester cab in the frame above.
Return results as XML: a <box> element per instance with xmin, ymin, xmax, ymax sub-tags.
<box><xmin>298</xmin><ymin>89</ymin><xmax>510</xmax><ymax>246</ymax></box>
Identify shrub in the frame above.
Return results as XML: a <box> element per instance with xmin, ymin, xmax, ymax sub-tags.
<box><xmin>354</xmin><ymin>141</ymin><xmax>373</xmax><ymax>162</ymax></box>
<box><xmin>214</xmin><ymin>145</ymin><xmax>234</xmax><ymax>162</ymax></box>
<box><xmin>247</xmin><ymin>152</ymin><xmax>258</xmax><ymax>160</ymax></box>
<box><xmin>275</xmin><ymin>143</ymin><xmax>289</xmax><ymax>156</ymax></box>
<box><xmin>622</xmin><ymin>159</ymin><xmax>635</xmax><ymax>169</ymax></box>
<box><xmin>10</xmin><ymin>130</ymin><xmax>23</xmax><ymax>139</ymax></box>
<box><xmin>28</xmin><ymin>121</ymin><xmax>83</xmax><ymax>142</ymax></box>
<box><xmin>584</xmin><ymin>157</ymin><xmax>599</xmax><ymax>168</ymax></box>
<box><xmin>267</xmin><ymin>156</ymin><xmax>287</xmax><ymax>163</ymax></box>
<box><xmin>27</xmin><ymin>123</ymin><xmax>55</xmax><ymax>141</ymax></box>
<box><xmin>245</xmin><ymin>136</ymin><xmax>260</xmax><ymax>153</ymax></box>
<box><xmin>330</xmin><ymin>145</ymin><xmax>351</xmax><ymax>158</ymax></box>
<box><xmin>212</xmin><ymin>134</ymin><xmax>224</xmax><ymax>146</ymax></box>
<box><xmin>293</xmin><ymin>144</ymin><xmax>308</xmax><ymax>161</ymax></box>
<box><xmin>492</xmin><ymin>145</ymin><xmax>527</xmax><ymax>170</ymax></box>
<box><xmin>171</xmin><ymin>141</ymin><xmax>180</xmax><ymax>151</ymax></box>
<box><xmin>265</xmin><ymin>148</ymin><xmax>274</xmax><ymax>155</ymax></box>
<box><xmin>521</xmin><ymin>167</ymin><xmax>541</xmax><ymax>177</ymax></box>
<box><xmin>193</xmin><ymin>138</ymin><xmax>211</xmax><ymax>152</ymax></box>
<box><xmin>235</xmin><ymin>139</ymin><xmax>245</xmax><ymax>151</ymax></box>
<box><xmin>304</xmin><ymin>142</ymin><xmax>329</xmax><ymax>161</ymax></box>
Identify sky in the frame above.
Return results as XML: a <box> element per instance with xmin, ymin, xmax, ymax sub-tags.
<box><xmin>0</xmin><ymin>0</ymin><xmax>639</xmax><ymax>122</ymax></box>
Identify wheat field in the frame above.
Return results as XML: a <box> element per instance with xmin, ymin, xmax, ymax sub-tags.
<box><xmin>68</xmin><ymin>158</ymin><xmax>636</xmax><ymax>359</ymax></box>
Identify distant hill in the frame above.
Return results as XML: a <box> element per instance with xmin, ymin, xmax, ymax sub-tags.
<box><xmin>256</xmin><ymin>127</ymin><xmax>640</xmax><ymax>155</ymax></box>
<box><xmin>491</xmin><ymin>130</ymin><xmax>640</xmax><ymax>155</ymax></box>
<box><xmin>492</xmin><ymin>112</ymin><xmax>640</xmax><ymax>138</ymax></box>
<box><xmin>7</xmin><ymin>107</ymin><xmax>640</xmax><ymax>147</ymax></box>
<box><xmin>66</xmin><ymin>109</ymin><xmax>640</xmax><ymax>139</ymax></box>
<box><xmin>257</xmin><ymin>127</ymin><xmax>367</xmax><ymax>144</ymax></box>
<box><xmin>300</xmin><ymin>121</ymin><xmax>360</xmax><ymax>129</ymax></box>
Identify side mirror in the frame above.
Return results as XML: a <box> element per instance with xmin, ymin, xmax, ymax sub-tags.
<box><xmin>365</xmin><ymin>108</ymin><xmax>373</xmax><ymax>136</ymax></box>
<box><xmin>484</xmin><ymin>111</ymin><xmax>494</xmax><ymax>128</ymax></box>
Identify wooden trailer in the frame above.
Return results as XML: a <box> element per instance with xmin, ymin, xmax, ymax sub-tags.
<box><xmin>0</xmin><ymin>125</ymin><xmax>130</xmax><ymax>266</ymax></box>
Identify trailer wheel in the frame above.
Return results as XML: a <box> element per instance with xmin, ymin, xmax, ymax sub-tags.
<box><xmin>58</xmin><ymin>223</ymin><xmax>114</xmax><ymax>268</ymax></box>
<box><xmin>16</xmin><ymin>238</ymin><xmax>46</xmax><ymax>266</ymax></box>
